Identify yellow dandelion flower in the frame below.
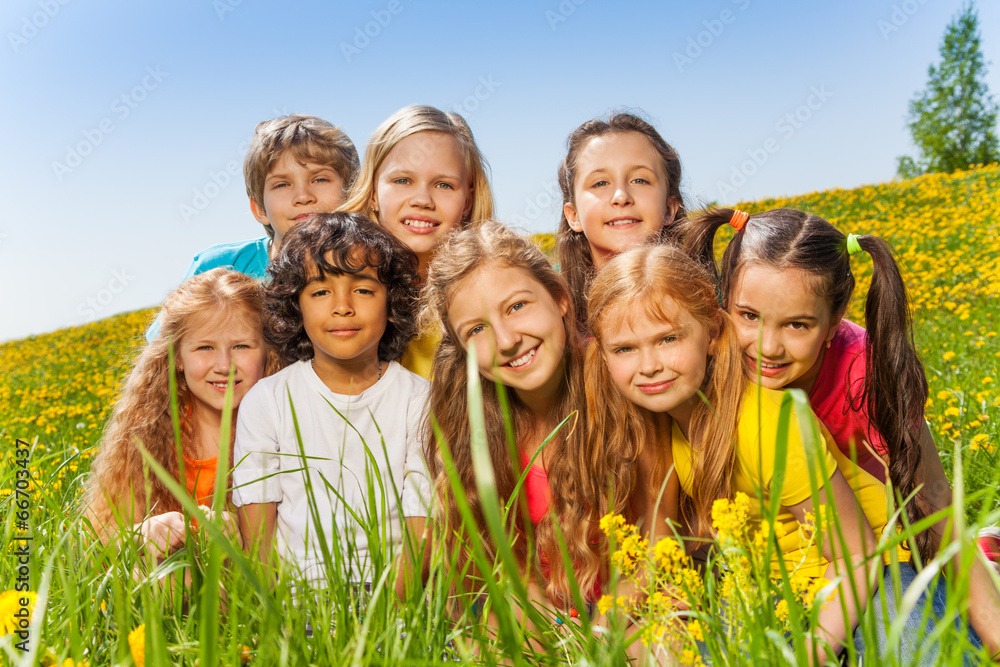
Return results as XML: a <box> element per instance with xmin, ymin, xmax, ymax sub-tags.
<box><xmin>0</xmin><ymin>590</ymin><xmax>36</xmax><ymax>636</ymax></box>
<box><xmin>597</xmin><ymin>594</ymin><xmax>614</xmax><ymax>615</ymax></box>
<box><xmin>942</xmin><ymin>351</ymin><xmax>956</xmax><ymax>361</ymax></box>
<box><xmin>128</xmin><ymin>624</ymin><xmax>145</xmax><ymax>667</ymax></box>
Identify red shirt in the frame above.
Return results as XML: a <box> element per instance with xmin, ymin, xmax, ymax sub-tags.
<box><xmin>808</xmin><ymin>320</ymin><xmax>890</xmax><ymax>482</ymax></box>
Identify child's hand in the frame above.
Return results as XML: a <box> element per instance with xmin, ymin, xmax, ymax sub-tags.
<box><xmin>198</xmin><ymin>506</ymin><xmax>242</xmax><ymax>542</ymax></box>
<box><xmin>138</xmin><ymin>511</ymin><xmax>187</xmax><ymax>558</ymax></box>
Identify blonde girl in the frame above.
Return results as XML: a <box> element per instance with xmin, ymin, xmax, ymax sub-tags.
<box><xmin>83</xmin><ymin>268</ymin><xmax>278</xmax><ymax>556</ymax></box>
<box><xmin>422</xmin><ymin>220</ymin><xmax>671</xmax><ymax>608</ymax></box>
<box><xmin>342</xmin><ymin>105</ymin><xmax>495</xmax><ymax>378</ymax></box>
<box><xmin>682</xmin><ymin>207</ymin><xmax>999</xmax><ymax>659</ymax></box>
<box><xmin>587</xmin><ymin>244</ymin><xmax>881</xmax><ymax>662</ymax></box>
<box><xmin>556</xmin><ymin>112</ymin><xmax>685</xmax><ymax>333</ymax></box>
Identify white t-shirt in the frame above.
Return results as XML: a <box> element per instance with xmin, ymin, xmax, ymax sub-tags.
<box><xmin>232</xmin><ymin>359</ymin><xmax>430</xmax><ymax>585</ymax></box>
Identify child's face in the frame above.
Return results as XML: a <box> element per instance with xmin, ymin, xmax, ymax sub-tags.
<box><xmin>729</xmin><ymin>265</ymin><xmax>839</xmax><ymax>392</ymax></box>
<box><xmin>250</xmin><ymin>152</ymin><xmax>346</xmax><ymax>243</ymax></box>
<box><xmin>298</xmin><ymin>253</ymin><xmax>389</xmax><ymax>371</ymax></box>
<box><xmin>177</xmin><ymin>309</ymin><xmax>267</xmax><ymax>420</ymax></box>
<box><xmin>372</xmin><ymin>131</ymin><xmax>473</xmax><ymax>266</ymax></box>
<box><xmin>599</xmin><ymin>299</ymin><xmax>711</xmax><ymax>426</ymax></box>
<box><xmin>564</xmin><ymin>131</ymin><xmax>678</xmax><ymax>269</ymax></box>
<box><xmin>447</xmin><ymin>264</ymin><xmax>568</xmax><ymax>406</ymax></box>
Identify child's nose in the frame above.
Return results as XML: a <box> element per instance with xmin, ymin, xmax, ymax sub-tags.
<box><xmin>759</xmin><ymin>328</ymin><xmax>783</xmax><ymax>358</ymax></box>
<box><xmin>638</xmin><ymin>347</ymin><xmax>662</xmax><ymax>375</ymax></box>
<box><xmin>408</xmin><ymin>183</ymin><xmax>433</xmax><ymax>208</ymax></box>
<box><xmin>213</xmin><ymin>349</ymin><xmax>233</xmax><ymax>373</ymax></box>
<box><xmin>294</xmin><ymin>182</ymin><xmax>318</xmax><ymax>204</ymax></box>
<box><xmin>331</xmin><ymin>293</ymin><xmax>355</xmax><ymax>316</ymax></box>
<box><xmin>611</xmin><ymin>185</ymin><xmax>633</xmax><ymax>206</ymax></box>
<box><xmin>493</xmin><ymin>321</ymin><xmax>521</xmax><ymax>355</ymax></box>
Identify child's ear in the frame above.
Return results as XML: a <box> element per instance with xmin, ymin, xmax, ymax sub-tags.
<box><xmin>249</xmin><ymin>198</ymin><xmax>271</xmax><ymax>227</ymax></box>
<box><xmin>664</xmin><ymin>196</ymin><xmax>681</xmax><ymax>225</ymax></box>
<box><xmin>826</xmin><ymin>312</ymin><xmax>844</xmax><ymax>345</ymax></box>
<box><xmin>558</xmin><ymin>295</ymin><xmax>569</xmax><ymax>319</ymax></box>
<box><xmin>564</xmin><ymin>202</ymin><xmax>583</xmax><ymax>233</ymax></box>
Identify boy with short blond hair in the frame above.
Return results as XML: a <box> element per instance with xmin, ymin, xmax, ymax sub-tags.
<box><xmin>147</xmin><ymin>114</ymin><xmax>359</xmax><ymax>341</ymax></box>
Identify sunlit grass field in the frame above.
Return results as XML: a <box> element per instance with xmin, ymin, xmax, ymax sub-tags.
<box><xmin>2</xmin><ymin>165</ymin><xmax>999</xmax><ymax>665</ymax></box>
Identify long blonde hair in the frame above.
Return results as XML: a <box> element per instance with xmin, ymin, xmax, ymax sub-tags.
<box><xmin>422</xmin><ymin>220</ymin><xmax>598</xmax><ymax>600</ymax></box>
<box><xmin>587</xmin><ymin>245</ymin><xmax>745</xmax><ymax>538</ymax></box>
<box><xmin>341</xmin><ymin>105</ymin><xmax>494</xmax><ymax>225</ymax></box>
<box><xmin>82</xmin><ymin>269</ymin><xmax>279</xmax><ymax>539</ymax></box>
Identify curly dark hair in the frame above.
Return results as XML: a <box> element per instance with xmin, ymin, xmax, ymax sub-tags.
<box><xmin>264</xmin><ymin>212</ymin><xmax>419</xmax><ymax>364</ymax></box>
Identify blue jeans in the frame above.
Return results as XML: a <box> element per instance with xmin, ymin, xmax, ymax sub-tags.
<box><xmin>853</xmin><ymin>563</ymin><xmax>982</xmax><ymax>665</ymax></box>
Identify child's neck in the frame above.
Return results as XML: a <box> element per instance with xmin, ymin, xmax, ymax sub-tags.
<box><xmin>311</xmin><ymin>354</ymin><xmax>383</xmax><ymax>395</ymax></box>
<box><xmin>668</xmin><ymin>397</ymin><xmax>698</xmax><ymax>440</ymax></box>
<box><xmin>268</xmin><ymin>236</ymin><xmax>282</xmax><ymax>261</ymax></box>
<box><xmin>188</xmin><ymin>405</ymin><xmax>224</xmax><ymax>460</ymax></box>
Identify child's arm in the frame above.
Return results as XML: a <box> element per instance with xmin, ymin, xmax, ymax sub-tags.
<box><xmin>231</xmin><ymin>381</ymin><xmax>282</xmax><ymax>562</ymax></box>
<box><xmin>395</xmin><ymin>516</ymin><xmax>429</xmax><ymax>599</ymax></box>
<box><xmin>913</xmin><ymin>421</ymin><xmax>1000</xmax><ymax>656</ymax></box>
<box><xmin>786</xmin><ymin>468</ymin><xmax>879</xmax><ymax>665</ymax></box>
<box><xmin>237</xmin><ymin>503</ymin><xmax>277</xmax><ymax>563</ymax></box>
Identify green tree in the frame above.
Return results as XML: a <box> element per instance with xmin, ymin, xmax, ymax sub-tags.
<box><xmin>897</xmin><ymin>2</ymin><xmax>999</xmax><ymax>178</ymax></box>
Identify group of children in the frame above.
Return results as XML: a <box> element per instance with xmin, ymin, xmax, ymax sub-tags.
<box><xmin>81</xmin><ymin>106</ymin><xmax>1000</xmax><ymax>662</ymax></box>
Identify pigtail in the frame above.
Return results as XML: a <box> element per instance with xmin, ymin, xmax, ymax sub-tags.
<box><xmin>678</xmin><ymin>207</ymin><xmax>746</xmax><ymax>283</ymax></box>
<box><xmin>856</xmin><ymin>235</ymin><xmax>933</xmax><ymax>563</ymax></box>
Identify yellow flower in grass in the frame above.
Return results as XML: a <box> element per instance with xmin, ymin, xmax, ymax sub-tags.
<box><xmin>687</xmin><ymin>619</ymin><xmax>705</xmax><ymax>642</ymax></box>
<box><xmin>775</xmin><ymin>599</ymin><xmax>789</xmax><ymax>623</ymax></box>
<box><xmin>597</xmin><ymin>594</ymin><xmax>614</xmax><ymax>615</ymax></box>
<box><xmin>0</xmin><ymin>590</ymin><xmax>36</xmax><ymax>636</ymax></box>
<box><xmin>711</xmin><ymin>492</ymin><xmax>751</xmax><ymax>542</ymax></box>
<box><xmin>128</xmin><ymin>624</ymin><xmax>145</xmax><ymax>666</ymax></box>
<box><xmin>942</xmin><ymin>351</ymin><xmax>956</xmax><ymax>361</ymax></box>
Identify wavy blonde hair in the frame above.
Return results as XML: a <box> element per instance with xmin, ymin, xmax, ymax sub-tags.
<box><xmin>422</xmin><ymin>220</ymin><xmax>600</xmax><ymax>601</ymax></box>
<box><xmin>587</xmin><ymin>244</ymin><xmax>745</xmax><ymax>539</ymax></box>
<box><xmin>341</xmin><ymin>105</ymin><xmax>494</xmax><ymax>226</ymax></box>
<box><xmin>82</xmin><ymin>269</ymin><xmax>279</xmax><ymax>540</ymax></box>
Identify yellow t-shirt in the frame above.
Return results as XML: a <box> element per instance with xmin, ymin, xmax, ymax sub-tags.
<box><xmin>671</xmin><ymin>383</ymin><xmax>901</xmax><ymax>578</ymax></box>
<box><xmin>400</xmin><ymin>323</ymin><xmax>441</xmax><ymax>380</ymax></box>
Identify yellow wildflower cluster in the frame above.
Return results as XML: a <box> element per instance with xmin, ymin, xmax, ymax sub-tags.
<box><xmin>0</xmin><ymin>589</ymin><xmax>36</xmax><ymax>636</ymax></box>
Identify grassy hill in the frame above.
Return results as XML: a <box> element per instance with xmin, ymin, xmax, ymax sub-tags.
<box><xmin>2</xmin><ymin>165</ymin><xmax>999</xmax><ymax>664</ymax></box>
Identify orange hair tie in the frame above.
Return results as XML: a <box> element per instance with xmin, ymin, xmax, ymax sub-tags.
<box><xmin>729</xmin><ymin>209</ymin><xmax>749</xmax><ymax>231</ymax></box>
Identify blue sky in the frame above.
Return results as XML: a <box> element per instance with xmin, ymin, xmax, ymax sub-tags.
<box><xmin>3</xmin><ymin>0</ymin><xmax>999</xmax><ymax>342</ymax></box>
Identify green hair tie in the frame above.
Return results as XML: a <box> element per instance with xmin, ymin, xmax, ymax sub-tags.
<box><xmin>846</xmin><ymin>233</ymin><xmax>863</xmax><ymax>256</ymax></box>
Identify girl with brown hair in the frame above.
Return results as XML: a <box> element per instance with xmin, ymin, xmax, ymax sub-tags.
<box><xmin>682</xmin><ymin>207</ymin><xmax>1000</xmax><ymax>660</ymax></box>
<box><xmin>556</xmin><ymin>112</ymin><xmax>686</xmax><ymax>334</ymax></box>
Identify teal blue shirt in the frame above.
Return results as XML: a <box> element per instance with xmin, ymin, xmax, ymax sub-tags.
<box><xmin>146</xmin><ymin>237</ymin><xmax>272</xmax><ymax>341</ymax></box>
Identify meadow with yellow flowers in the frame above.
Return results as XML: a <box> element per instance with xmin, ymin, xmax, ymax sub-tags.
<box><xmin>1</xmin><ymin>165</ymin><xmax>999</xmax><ymax>665</ymax></box>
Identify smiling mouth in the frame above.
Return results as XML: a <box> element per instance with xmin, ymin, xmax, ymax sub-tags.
<box><xmin>748</xmin><ymin>356</ymin><xmax>790</xmax><ymax>375</ymax></box>
<box><xmin>401</xmin><ymin>218</ymin><xmax>441</xmax><ymax>232</ymax></box>
<box><xmin>504</xmin><ymin>346</ymin><xmax>537</xmax><ymax>369</ymax></box>
<box><xmin>293</xmin><ymin>212</ymin><xmax>319</xmax><ymax>222</ymax></box>
<box><xmin>636</xmin><ymin>378</ymin><xmax>675</xmax><ymax>394</ymax></box>
<box><xmin>328</xmin><ymin>328</ymin><xmax>360</xmax><ymax>336</ymax></box>
<box><xmin>208</xmin><ymin>380</ymin><xmax>240</xmax><ymax>390</ymax></box>
<box><xmin>605</xmin><ymin>217</ymin><xmax>641</xmax><ymax>227</ymax></box>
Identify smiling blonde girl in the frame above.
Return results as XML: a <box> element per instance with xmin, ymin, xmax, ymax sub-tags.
<box><xmin>341</xmin><ymin>105</ymin><xmax>495</xmax><ymax>378</ymax></box>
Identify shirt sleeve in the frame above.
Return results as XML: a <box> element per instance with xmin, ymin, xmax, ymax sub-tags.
<box><xmin>231</xmin><ymin>382</ymin><xmax>283</xmax><ymax>507</ymax></box>
<box><xmin>400</xmin><ymin>386</ymin><xmax>431</xmax><ymax>518</ymax></box>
